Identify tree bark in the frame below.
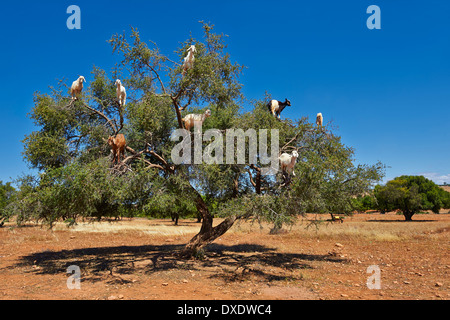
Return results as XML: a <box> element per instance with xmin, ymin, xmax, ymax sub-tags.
<box><xmin>404</xmin><ymin>211</ymin><xmax>414</xmax><ymax>221</ymax></box>
<box><xmin>171</xmin><ymin>97</ymin><xmax>185</xmax><ymax>129</ymax></box>
<box><xmin>249</xmin><ymin>164</ymin><xmax>262</xmax><ymax>195</ymax></box>
<box><xmin>180</xmin><ymin>214</ymin><xmax>238</xmax><ymax>258</ymax></box>
<box><xmin>232</xmin><ymin>172</ymin><xmax>239</xmax><ymax>198</ymax></box>
<box><xmin>179</xmin><ymin>188</ymin><xmax>239</xmax><ymax>258</ymax></box>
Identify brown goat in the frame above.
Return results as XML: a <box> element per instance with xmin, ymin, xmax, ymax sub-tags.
<box><xmin>107</xmin><ymin>134</ymin><xmax>126</xmax><ymax>164</ymax></box>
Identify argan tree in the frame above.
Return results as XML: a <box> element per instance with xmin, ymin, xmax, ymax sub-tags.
<box><xmin>374</xmin><ymin>175</ymin><xmax>450</xmax><ymax>220</ymax></box>
<box><xmin>0</xmin><ymin>181</ymin><xmax>16</xmax><ymax>226</ymax></box>
<box><xmin>9</xmin><ymin>23</ymin><xmax>384</xmax><ymax>257</ymax></box>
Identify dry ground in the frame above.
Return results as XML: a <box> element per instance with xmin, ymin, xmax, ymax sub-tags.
<box><xmin>0</xmin><ymin>212</ymin><xmax>448</xmax><ymax>300</ymax></box>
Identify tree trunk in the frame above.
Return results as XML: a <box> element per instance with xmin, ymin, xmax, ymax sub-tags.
<box><xmin>282</xmin><ymin>171</ymin><xmax>291</xmax><ymax>187</ymax></box>
<box><xmin>180</xmin><ymin>190</ymin><xmax>238</xmax><ymax>258</ymax></box>
<box><xmin>249</xmin><ymin>164</ymin><xmax>262</xmax><ymax>195</ymax></box>
<box><xmin>404</xmin><ymin>211</ymin><xmax>414</xmax><ymax>221</ymax></box>
<box><xmin>180</xmin><ymin>215</ymin><xmax>238</xmax><ymax>258</ymax></box>
<box><xmin>171</xmin><ymin>213</ymin><xmax>179</xmax><ymax>226</ymax></box>
<box><xmin>255</xmin><ymin>169</ymin><xmax>261</xmax><ymax>195</ymax></box>
<box><xmin>232</xmin><ymin>172</ymin><xmax>239</xmax><ymax>198</ymax></box>
<box><xmin>172</xmin><ymin>98</ymin><xmax>185</xmax><ymax>129</ymax></box>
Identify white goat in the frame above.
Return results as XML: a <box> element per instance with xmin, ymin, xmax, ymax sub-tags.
<box><xmin>316</xmin><ymin>113</ymin><xmax>323</xmax><ymax>127</ymax></box>
<box><xmin>182</xmin><ymin>109</ymin><xmax>211</xmax><ymax>131</ymax></box>
<box><xmin>182</xmin><ymin>45</ymin><xmax>197</xmax><ymax>76</ymax></box>
<box><xmin>71</xmin><ymin>76</ymin><xmax>86</xmax><ymax>100</ymax></box>
<box><xmin>279</xmin><ymin>150</ymin><xmax>299</xmax><ymax>176</ymax></box>
<box><xmin>115</xmin><ymin>79</ymin><xmax>127</xmax><ymax>107</ymax></box>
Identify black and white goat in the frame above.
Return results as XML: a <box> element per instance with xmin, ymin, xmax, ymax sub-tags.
<box><xmin>267</xmin><ymin>99</ymin><xmax>291</xmax><ymax>119</ymax></box>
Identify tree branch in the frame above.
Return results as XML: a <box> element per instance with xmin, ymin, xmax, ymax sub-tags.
<box><xmin>247</xmin><ymin>169</ymin><xmax>256</xmax><ymax>187</ymax></box>
<box><xmin>144</xmin><ymin>61</ymin><xmax>167</xmax><ymax>95</ymax></box>
<box><xmin>124</xmin><ymin>145</ymin><xmax>166</xmax><ymax>171</ymax></box>
<box><xmin>280</xmin><ymin>131</ymin><xmax>302</xmax><ymax>154</ymax></box>
<box><xmin>249</xmin><ymin>164</ymin><xmax>264</xmax><ymax>194</ymax></box>
<box><xmin>171</xmin><ymin>96</ymin><xmax>185</xmax><ymax>129</ymax></box>
<box><xmin>146</xmin><ymin>143</ymin><xmax>175</xmax><ymax>173</ymax></box>
<box><xmin>82</xmin><ymin>103</ymin><xmax>118</xmax><ymax>135</ymax></box>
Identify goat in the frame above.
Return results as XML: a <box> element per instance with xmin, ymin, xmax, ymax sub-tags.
<box><xmin>70</xmin><ymin>76</ymin><xmax>86</xmax><ymax>100</ymax></box>
<box><xmin>182</xmin><ymin>109</ymin><xmax>211</xmax><ymax>131</ymax></box>
<box><xmin>107</xmin><ymin>134</ymin><xmax>126</xmax><ymax>165</ymax></box>
<box><xmin>267</xmin><ymin>99</ymin><xmax>291</xmax><ymax>119</ymax></box>
<box><xmin>115</xmin><ymin>79</ymin><xmax>127</xmax><ymax>107</ymax></box>
<box><xmin>279</xmin><ymin>150</ymin><xmax>299</xmax><ymax>177</ymax></box>
<box><xmin>182</xmin><ymin>45</ymin><xmax>197</xmax><ymax>76</ymax></box>
<box><xmin>316</xmin><ymin>113</ymin><xmax>323</xmax><ymax>127</ymax></box>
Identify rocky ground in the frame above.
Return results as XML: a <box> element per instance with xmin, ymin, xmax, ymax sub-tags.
<box><xmin>0</xmin><ymin>213</ymin><xmax>448</xmax><ymax>300</ymax></box>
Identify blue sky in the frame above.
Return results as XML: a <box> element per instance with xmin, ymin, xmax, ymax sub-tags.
<box><xmin>1</xmin><ymin>0</ymin><xmax>449</xmax><ymax>185</ymax></box>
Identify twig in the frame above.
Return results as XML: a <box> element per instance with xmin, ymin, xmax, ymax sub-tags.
<box><xmin>247</xmin><ymin>169</ymin><xmax>256</xmax><ymax>188</ymax></box>
<box><xmin>280</xmin><ymin>131</ymin><xmax>302</xmax><ymax>154</ymax></box>
<box><xmin>144</xmin><ymin>61</ymin><xmax>167</xmax><ymax>95</ymax></box>
<box><xmin>82</xmin><ymin>103</ymin><xmax>118</xmax><ymax>134</ymax></box>
<box><xmin>146</xmin><ymin>144</ymin><xmax>175</xmax><ymax>173</ymax></box>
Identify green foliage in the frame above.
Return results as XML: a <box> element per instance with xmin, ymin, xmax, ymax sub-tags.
<box><xmin>0</xmin><ymin>181</ymin><xmax>16</xmax><ymax>225</ymax></box>
<box><xmin>8</xmin><ymin>160</ymin><xmax>159</xmax><ymax>226</ymax></box>
<box><xmin>352</xmin><ymin>195</ymin><xmax>377</xmax><ymax>213</ymax></box>
<box><xmin>126</xmin><ymin>93</ymin><xmax>175</xmax><ymax>153</ymax></box>
<box><xmin>374</xmin><ymin>175</ymin><xmax>450</xmax><ymax>220</ymax></box>
<box><xmin>169</xmin><ymin>23</ymin><xmax>245</xmax><ymax>109</ymax></box>
<box><xmin>13</xmin><ymin>22</ymin><xmax>385</xmax><ymax>232</ymax></box>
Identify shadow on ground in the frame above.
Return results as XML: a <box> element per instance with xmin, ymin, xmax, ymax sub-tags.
<box><xmin>10</xmin><ymin>243</ymin><xmax>347</xmax><ymax>284</ymax></box>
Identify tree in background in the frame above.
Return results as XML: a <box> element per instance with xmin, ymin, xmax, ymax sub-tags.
<box><xmin>9</xmin><ymin>23</ymin><xmax>384</xmax><ymax>257</ymax></box>
<box><xmin>0</xmin><ymin>181</ymin><xmax>16</xmax><ymax>226</ymax></box>
<box><xmin>352</xmin><ymin>194</ymin><xmax>377</xmax><ymax>213</ymax></box>
<box><xmin>374</xmin><ymin>175</ymin><xmax>450</xmax><ymax>220</ymax></box>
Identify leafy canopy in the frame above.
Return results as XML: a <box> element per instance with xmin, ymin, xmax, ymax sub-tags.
<box><xmin>374</xmin><ymin>175</ymin><xmax>450</xmax><ymax>220</ymax></box>
<box><xmin>8</xmin><ymin>23</ymin><xmax>384</xmax><ymax>254</ymax></box>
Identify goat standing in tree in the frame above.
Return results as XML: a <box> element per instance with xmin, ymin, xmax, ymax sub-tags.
<box><xmin>107</xmin><ymin>134</ymin><xmax>126</xmax><ymax>165</ymax></box>
<box><xmin>279</xmin><ymin>150</ymin><xmax>299</xmax><ymax>177</ymax></box>
<box><xmin>182</xmin><ymin>109</ymin><xmax>211</xmax><ymax>132</ymax></box>
<box><xmin>268</xmin><ymin>99</ymin><xmax>291</xmax><ymax>119</ymax></box>
<box><xmin>316</xmin><ymin>113</ymin><xmax>323</xmax><ymax>127</ymax></box>
<box><xmin>182</xmin><ymin>45</ymin><xmax>197</xmax><ymax>76</ymax></box>
<box><xmin>70</xmin><ymin>76</ymin><xmax>86</xmax><ymax>100</ymax></box>
<box><xmin>279</xmin><ymin>150</ymin><xmax>299</xmax><ymax>186</ymax></box>
<box><xmin>115</xmin><ymin>79</ymin><xmax>127</xmax><ymax>108</ymax></box>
